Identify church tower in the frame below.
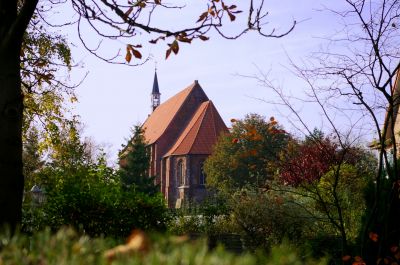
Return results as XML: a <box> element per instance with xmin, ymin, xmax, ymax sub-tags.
<box><xmin>151</xmin><ymin>69</ymin><xmax>161</xmax><ymax>111</ymax></box>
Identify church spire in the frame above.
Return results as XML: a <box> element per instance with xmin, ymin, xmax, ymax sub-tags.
<box><xmin>151</xmin><ymin>67</ymin><xmax>161</xmax><ymax>111</ymax></box>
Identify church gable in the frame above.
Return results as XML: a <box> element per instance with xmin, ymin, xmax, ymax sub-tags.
<box><xmin>165</xmin><ymin>101</ymin><xmax>228</xmax><ymax>156</ymax></box>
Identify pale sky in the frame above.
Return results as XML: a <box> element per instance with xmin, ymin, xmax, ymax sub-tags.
<box><xmin>50</xmin><ymin>0</ymin><xmax>369</xmax><ymax>163</ymax></box>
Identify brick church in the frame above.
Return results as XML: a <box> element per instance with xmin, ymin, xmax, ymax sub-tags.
<box><xmin>142</xmin><ymin>71</ymin><xmax>228</xmax><ymax>207</ymax></box>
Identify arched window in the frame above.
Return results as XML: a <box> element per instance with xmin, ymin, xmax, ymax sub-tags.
<box><xmin>199</xmin><ymin>162</ymin><xmax>206</xmax><ymax>185</ymax></box>
<box><xmin>177</xmin><ymin>160</ymin><xmax>184</xmax><ymax>186</ymax></box>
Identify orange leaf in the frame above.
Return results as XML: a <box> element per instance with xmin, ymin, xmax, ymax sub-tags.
<box><xmin>137</xmin><ymin>1</ymin><xmax>146</xmax><ymax>8</ymax></box>
<box><xmin>149</xmin><ymin>36</ymin><xmax>165</xmax><ymax>44</ymax></box>
<box><xmin>369</xmin><ymin>232</ymin><xmax>379</xmax><ymax>242</ymax></box>
<box><xmin>165</xmin><ymin>48</ymin><xmax>172</xmax><ymax>59</ymax></box>
<box><xmin>249</xmin><ymin>149</ymin><xmax>257</xmax><ymax>156</ymax></box>
<box><xmin>125</xmin><ymin>45</ymin><xmax>133</xmax><ymax>63</ymax></box>
<box><xmin>104</xmin><ymin>230</ymin><xmax>150</xmax><ymax>263</ymax></box>
<box><xmin>342</xmin><ymin>255</ymin><xmax>351</xmax><ymax>262</ymax></box>
<box><xmin>227</xmin><ymin>11</ymin><xmax>236</xmax><ymax>21</ymax></box>
<box><xmin>170</xmin><ymin>40</ymin><xmax>179</xmax><ymax>54</ymax></box>
<box><xmin>131</xmin><ymin>48</ymin><xmax>142</xmax><ymax>59</ymax></box>
<box><xmin>125</xmin><ymin>51</ymin><xmax>132</xmax><ymax>63</ymax></box>
<box><xmin>155</xmin><ymin>0</ymin><xmax>161</xmax><ymax>4</ymax></box>
<box><xmin>197</xmin><ymin>12</ymin><xmax>208</xmax><ymax>22</ymax></box>
<box><xmin>199</xmin><ymin>35</ymin><xmax>209</xmax><ymax>41</ymax></box>
<box><xmin>124</xmin><ymin>7</ymin><xmax>133</xmax><ymax>20</ymax></box>
<box><xmin>178</xmin><ymin>36</ymin><xmax>192</xmax><ymax>43</ymax></box>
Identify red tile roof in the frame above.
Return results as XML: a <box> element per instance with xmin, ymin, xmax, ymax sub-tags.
<box><xmin>165</xmin><ymin>101</ymin><xmax>228</xmax><ymax>156</ymax></box>
<box><xmin>142</xmin><ymin>82</ymin><xmax>197</xmax><ymax>144</ymax></box>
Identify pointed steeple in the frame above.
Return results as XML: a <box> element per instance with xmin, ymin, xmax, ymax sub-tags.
<box><xmin>151</xmin><ymin>68</ymin><xmax>161</xmax><ymax>111</ymax></box>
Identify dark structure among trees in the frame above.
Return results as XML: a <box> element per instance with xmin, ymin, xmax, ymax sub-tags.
<box><xmin>143</xmin><ymin>74</ymin><xmax>228</xmax><ymax>207</ymax></box>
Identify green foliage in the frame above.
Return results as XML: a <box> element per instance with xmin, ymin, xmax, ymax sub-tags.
<box><xmin>205</xmin><ymin>114</ymin><xmax>290</xmax><ymax>194</ymax></box>
<box><xmin>23</xmin><ymin>160</ymin><xmax>169</xmax><ymax>238</ymax></box>
<box><xmin>270</xmin><ymin>162</ymin><xmax>372</xmax><ymax>258</ymax></box>
<box><xmin>167</xmin><ymin>195</ymin><xmax>234</xmax><ymax>236</ymax></box>
<box><xmin>315</xmin><ymin>164</ymin><xmax>368</xmax><ymax>240</ymax></box>
<box><xmin>118</xmin><ymin>125</ymin><xmax>158</xmax><ymax>195</ymax></box>
<box><xmin>0</xmin><ymin>228</ymin><xmax>327</xmax><ymax>265</ymax></box>
<box><xmin>22</xmin><ymin>18</ymin><xmax>76</xmax><ymax>141</ymax></box>
<box><xmin>229</xmin><ymin>190</ymin><xmax>310</xmax><ymax>252</ymax></box>
<box><xmin>22</xmin><ymin>127</ymin><xmax>44</xmax><ymax>188</ymax></box>
<box><xmin>22</xmin><ymin>123</ymin><xmax>169</xmax><ymax>239</ymax></box>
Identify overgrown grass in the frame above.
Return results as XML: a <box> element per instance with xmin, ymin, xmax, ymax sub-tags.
<box><xmin>0</xmin><ymin>228</ymin><xmax>327</xmax><ymax>265</ymax></box>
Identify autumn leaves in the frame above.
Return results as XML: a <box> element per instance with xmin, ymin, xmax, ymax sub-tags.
<box><xmin>124</xmin><ymin>0</ymin><xmax>242</xmax><ymax>63</ymax></box>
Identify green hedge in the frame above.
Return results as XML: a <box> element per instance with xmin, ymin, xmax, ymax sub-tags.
<box><xmin>0</xmin><ymin>228</ymin><xmax>327</xmax><ymax>265</ymax></box>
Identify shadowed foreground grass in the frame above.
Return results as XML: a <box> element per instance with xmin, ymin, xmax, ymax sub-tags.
<box><xmin>0</xmin><ymin>228</ymin><xmax>327</xmax><ymax>265</ymax></box>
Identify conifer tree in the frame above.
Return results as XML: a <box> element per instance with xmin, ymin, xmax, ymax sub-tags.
<box><xmin>118</xmin><ymin>126</ymin><xmax>158</xmax><ymax>196</ymax></box>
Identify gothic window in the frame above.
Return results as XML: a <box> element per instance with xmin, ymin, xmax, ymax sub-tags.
<box><xmin>199</xmin><ymin>162</ymin><xmax>206</xmax><ymax>185</ymax></box>
<box><xmin>177</xmin><ymin>160</ymin><xmax>184</xmax><ymax>186</ymax></box>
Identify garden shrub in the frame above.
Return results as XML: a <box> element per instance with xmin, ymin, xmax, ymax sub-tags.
<box><xmin>22</xmin><ymin>163</ymin><xmax>169</xmax><ymax>238</ymax></box>
<box><xmin>0</xmin><ymin>228</ymin><xmax>328</xmax><ymax>265</ymax></box>
<box><xmin>229</xmin><ymin>190</ymin><xmax>311</xmax><ymax>252</ymax></box>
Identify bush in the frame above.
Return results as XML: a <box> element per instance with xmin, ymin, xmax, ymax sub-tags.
<box><xmin>22</xmin><ymin>163</ymin><xmax>169</xmax><ymax>238</ymax></box>
<box><xmin>167</xmin><ymin>195</ymin><xmax>235</xmax><ymax>236</ymax></box>
<box><xmin>0</xmin><ymin>228</ymin><xmax>328</xmax><ymax>265</ymax></box>
<box><xmin>229</xmin><ymin>190</ymin><xmax>311</xmax><ymax>252</ymax></box>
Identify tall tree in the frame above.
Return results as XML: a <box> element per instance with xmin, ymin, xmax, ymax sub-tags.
<box><xmin>247</xmin><ymin>0</ymin><xmax>400</xmax><ymax>261</ymax></box>
<box><xmin>0</xmin><ymin>0</ymin><xmax>295</xmax><ymax>229</ymax></box>
<box><xmin>293</xmin><ymin>1</ymin><xmax>400</xmax><ymax>261</ymax></box>
<box><xmin>118</xmin><ymin>126</ymin><xmax>158</xmax><ymax>195</ymax></box>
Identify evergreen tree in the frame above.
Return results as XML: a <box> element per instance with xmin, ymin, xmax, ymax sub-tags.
<box><xmin>118</xmin><ymin>126</ymin><xmax>158</xmax><ymax>195</ymax></box>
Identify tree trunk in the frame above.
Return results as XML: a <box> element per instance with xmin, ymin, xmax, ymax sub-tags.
<box><xmin>0</xmin><ymin>0</ymin><xmax>38</xmax><ymax>231</ymax></box>
<box><xmin>0</xmin><ymin>46</ymin><xmax>24</xmax><ymax>230</ymax></box>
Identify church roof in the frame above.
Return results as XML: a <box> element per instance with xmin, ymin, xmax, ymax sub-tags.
<box><xmin>143</xmin><ymin>81</ymin><xmax>204</xmax><ymax>144</ymax></box>
<box><xmin>165</xmin><ymin>101</ymin><xmax>228</xmax><ymax>156</ymax></box>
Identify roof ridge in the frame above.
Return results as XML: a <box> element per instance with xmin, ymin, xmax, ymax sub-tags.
<box><xmin>208</xmin><ymin>101</ymin><xmax>218</xmax><ymax>140</ymax></box>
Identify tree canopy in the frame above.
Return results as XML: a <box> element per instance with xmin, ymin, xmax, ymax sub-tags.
<box><xmin>204</xmin><ymin>114</ymin><xmax>290</xmax><ymax>193</ymax></box>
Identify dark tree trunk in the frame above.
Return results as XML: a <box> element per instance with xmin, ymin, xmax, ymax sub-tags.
<box><xmin>0</xmin><ymin>49</ymin><xmax>24</xmax><ymax>231</ymax></box>
<box><xmin>0</xmin><ymin>0</ymin><xmax>37</xmax><ymax>230</ymax></box>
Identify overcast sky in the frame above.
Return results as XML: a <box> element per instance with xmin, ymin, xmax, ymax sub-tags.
<box><xmin>51</xmin><ymin>0</ymin><xmax>365</xmax><ymax>163</ymax></box>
